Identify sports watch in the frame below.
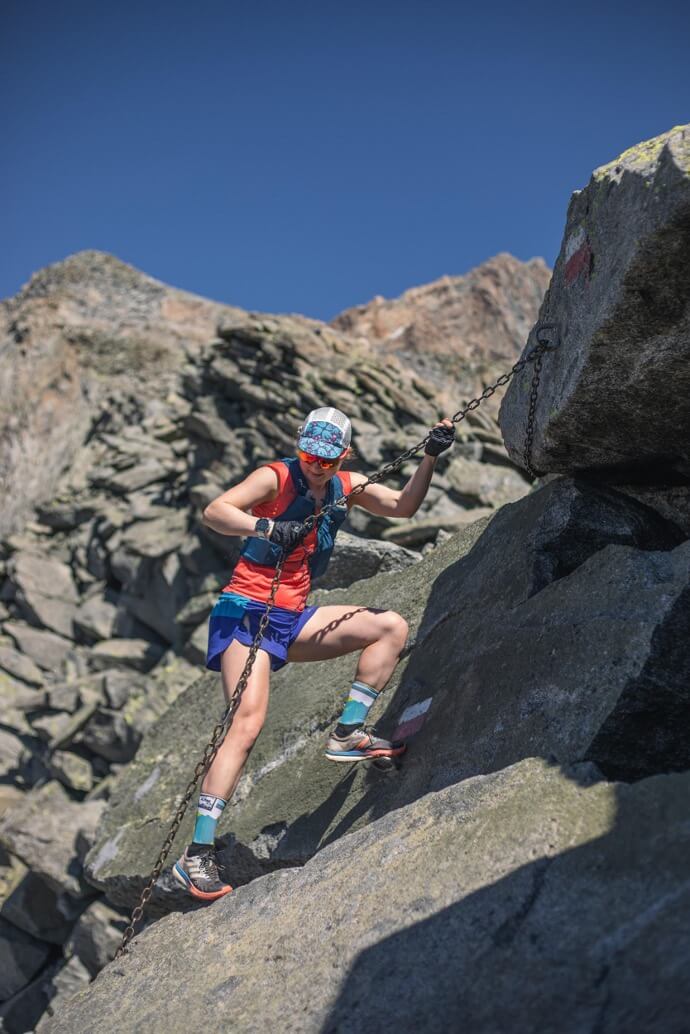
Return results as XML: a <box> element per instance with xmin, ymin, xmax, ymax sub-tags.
<box><xmin>254</xmin><ymin>518</ymin><xmax>272</xmax><ymax>540</ymax></box>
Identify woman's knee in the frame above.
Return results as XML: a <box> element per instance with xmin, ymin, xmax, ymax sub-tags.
<box><xmin>379</xmin><ymin>610</ymin><xmax>409</xmax><ymax>648</ymax></box>
<box><xmin>230</xmin><ymin>712</ymin><xmax>265</xmax><ymax>751</ymax></box>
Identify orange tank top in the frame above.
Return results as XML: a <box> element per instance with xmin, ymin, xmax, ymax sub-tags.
<box><xmin>224</xmin><ymin>462</ymin><xmax>352</xmax><ymax>611</ymax></box>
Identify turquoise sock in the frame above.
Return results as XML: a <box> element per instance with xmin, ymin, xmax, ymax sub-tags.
<box><xmin>335</xmin><ymin>680</ymin><xmax>379</xmax><ymax>735</ymax></box>
<box><xmin>192</xmin><ymin>793</ymin><xmax>226</xmax><ymax>846</ymax></box>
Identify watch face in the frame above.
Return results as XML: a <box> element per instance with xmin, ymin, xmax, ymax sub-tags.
<box><xmin>255</xmin><ymin>518</ymin><xmax>269</xmax><ymax>537</ymax></box>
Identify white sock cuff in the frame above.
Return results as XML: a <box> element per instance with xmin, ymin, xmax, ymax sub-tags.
<box><xmin>198</xmin><ymin>794</ymin><xmax>226</xmax><ymax>820</ymax></box>
<box><xmin>351</xmin><ymin>681</ymin><xmax>379</xmax><ymax>700</ymax></box>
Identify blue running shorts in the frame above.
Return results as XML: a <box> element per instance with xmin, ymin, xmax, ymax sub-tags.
<box><xmin>206</xmin><ymin>592</ymin><xmax>319</xmax><ymax>672</ymax></box>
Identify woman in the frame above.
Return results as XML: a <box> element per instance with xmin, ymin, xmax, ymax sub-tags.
<box><xmin>174</xmin><ymin>406</ymin><xmax>455</xmax><ymax>900</ymax></box>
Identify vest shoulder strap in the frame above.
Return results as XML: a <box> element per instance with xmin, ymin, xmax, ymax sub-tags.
<box><xmin>252</xmin><ymin>461</ymin><xmax>296</xmax><ymax>519</ymax></box>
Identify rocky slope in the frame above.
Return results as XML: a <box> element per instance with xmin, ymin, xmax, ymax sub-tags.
<box><xmin>0</xmin><ymin>251</ymin><xmax>548</xmax><ymax>1030</ymax></box>
<box><xmin>331</xmin><ymin>252</ymin><xmax>551</xmax><ymax>414</ymax></box>
<box><xmin>0</xmin><ymin>252</ymin><xmax>243</xmax><ymax>538</ymax></box>
<box><xmin>32</xmin><ymin>124</ymin><xmax>690</xmax><ymax>1034</ymax></box>
<box><xmin>81</xmin><ymin>480</ymin><xmax>689</xmax><ymax>918</ymax></box>
<box><xmin>49</xmin><ymin>759</ymin><xmax>690</xmax><ymax>1034</ymax></box>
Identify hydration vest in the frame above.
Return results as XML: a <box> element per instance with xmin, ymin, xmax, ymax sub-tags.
<box><xmin>239</xmin><ymin>458</ymin><xmax>351</xmax><ymax>580</ymax></box>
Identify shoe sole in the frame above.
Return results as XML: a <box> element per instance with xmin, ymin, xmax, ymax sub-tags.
<box><xmin>324</xmin><ymin>744</ymin><xmax>407</xmax><ymax>763</ymax></box>
<box><xmin>173</xmin><ymin>862</ymin><xmax>233</xmax><ymax>901</ymax></box>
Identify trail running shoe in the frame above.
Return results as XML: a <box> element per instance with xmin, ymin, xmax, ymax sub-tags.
<box><xmin>173</xmin><ymin>846</ymin><xmax>233</xmax><ymax>901</ymax></box>
<box><xmin>324</xmin><ymin>727</ymin><xmax>406</xmax><ymax>763</ymax></box>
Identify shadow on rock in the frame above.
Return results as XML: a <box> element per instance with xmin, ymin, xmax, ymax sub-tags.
<box><xmin>321</xmin><ymin>761</ymin><xmax>690</xmax><ymax>1034</ymax></box>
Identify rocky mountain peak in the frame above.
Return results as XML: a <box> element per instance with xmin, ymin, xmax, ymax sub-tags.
<box><xmin>0</xmin><ymin>252</ymin><xmax>244</xmax><ymax>536</ymax></box>
<box><xmin>331</xmin><ymin>252</ymin><xmax>551</xmax><ymax>409</ymax></box>
<box><xmin>11</xmin><ymin>250</ymin><xmax>165</xmax><ymax>303</ymax></box>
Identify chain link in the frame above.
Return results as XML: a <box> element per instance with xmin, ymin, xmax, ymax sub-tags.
<box><xmin>116</xmin><ymin>554</ymin><xmax>286</xmax><ymax>958</ymax></box>
<box><xmin>115</xmin><ymin>322</ymin><xmax>559</xmax><ymax>958</ymax></box>
<box><xmin>310</xmin><ymin>324</ymin><xmax>560</xmax><ymax>527</ymax></box>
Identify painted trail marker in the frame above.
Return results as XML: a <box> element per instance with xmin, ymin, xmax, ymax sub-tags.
<box><xmin>393</xmin><ymin>697</ymin><xmax>432</xmax><ymax>741</ymax></box>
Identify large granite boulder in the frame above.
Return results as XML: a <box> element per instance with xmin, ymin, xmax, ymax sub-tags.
<box><xmin>48</xmin><ymin>758</ymin><xmax>690</xmax><ymax>1034</ymax></box>
<box><xmin>84</xmin><ymin>477</ymin><xmax>688</xmax><ymax>910</ymax></box>
<box><xmin>316</xmin><ymin>531</ymin><xmax>421</xmax><ymax>589</ymax></box>
<box><xmin>500</xmin><ymin>124</ymin><xmax>690</xmax><ymax>479</ymax></box>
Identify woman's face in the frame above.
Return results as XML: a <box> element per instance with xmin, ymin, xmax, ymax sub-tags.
<box><xmin>297</xmin><ymin>449</ymin><xmax>348</xmax><ymax>488</ymax></box>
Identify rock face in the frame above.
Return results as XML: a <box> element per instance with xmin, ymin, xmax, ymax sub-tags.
<box><xmin>3</xmin><ymin>130</ymin><xmax>690</xmax><ymax>1030</ymax></box>
<box><xmin>0</xmin><ymin>782</ymin><xmax>104</xmax><ymax>897</ymax></box>
<box><xmin>0</xmin><ymin>251</ymin><xmax>244</xmax><ymax>537</ymax></box>
<box><xmin>84</xmin><ymin>477</ymin><xmax>688</xmax><ymax>911</ymax></box>
<box><xmin>500</xmin><ymin>124</ymin><xmax>690</xmax><ymax>479</ymax></box>
<box><xmin>0</xmin><ymin>252</ymin><xmax>533</xmax><ymax>819</ymax></box>
<box><xmin>332</xmin><ymin>253</ymin><xmax>551</xmax><ymax>416</ymax></box>
<box><xmin>0</xmin><ymin>250</ymin><xmax>543</xmax><ymax>1029</ymax></box>
<box><xmin>316</xmin><ymin>530</ymin><xmax>421</xmax><ymax>588</ymax></box>
<box><xmin>48</xmin><ymin>759</ymin><xmax>690</xmax><ymax>1034</ymax></box>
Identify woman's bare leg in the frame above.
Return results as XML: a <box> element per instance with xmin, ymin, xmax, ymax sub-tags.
<box><xmin>287</xmin><ymin>606</ymin><xmax>408</xmax><ymax>690</ymax></box>
<box><xmin>201</xmin><ymin>640</ymin><xmax>271</xmax><ymax>801</ymax></box>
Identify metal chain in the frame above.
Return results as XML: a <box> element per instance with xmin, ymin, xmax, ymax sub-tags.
<box><xmin>309</xmin><ymin>322</ymin><xmax>560</xmax><ymax>527</ymax></box>
<box><xmin>523</xmin><ymin>352</ymin><xmax>544</xmax><ymax>479</ymax></box>
<box><xmin>115</xmin><ymin>321</ymin><xmax>559</xmax><ymax>958</ymax></box>
<box><xmin>521</xmin><ymin>323</ymin><xmax>559</xmax><ymax>478</ymax></box>
<box><xmin>116</xmin><ymin>554</ymin><xmax>287</xmax><ymax>958</ymax></box>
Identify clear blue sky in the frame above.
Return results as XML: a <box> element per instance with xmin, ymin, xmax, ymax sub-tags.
<box><xmin>2</xmin><ymin>1</ymin><xmax>688</xmax><ymax>321</ymax></box>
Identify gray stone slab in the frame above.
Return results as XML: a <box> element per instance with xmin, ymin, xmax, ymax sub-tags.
<box><xmin>73</xmin><ymin>596</ymin><xmax>119</xmax><ymax>642</ymax></box>
<box><xmin>47</xmin><ymin>751</ymin><xmax>95</xmax><ymax>793</ymax></box>
<box><xmin>90</xmin><ymin>638</ymin><xmax>164</xmax><ymax>673</ymax></box>
<box><xmin>0</xmin><ymin>646</ymin><xmax>44</xmax><ymax>687</ymax></box>
<box><xmin>48</xmin><ymin>760</ymin><xmax>690</xmax><ymax>1034</ymax></box>
<box><xmin>0</xmin><ymin>782</ymin><xmax>104</xmax><ymax>897</ymax></box>
<box><xmin>7</xmin><ymin>553</ymin><xmax>79</xmax><ymax>605</ymax></box>
<box><xmin>0</xmin><ymin>914</ymin><xmax>53</xmax><ymax>1001</ymax></box>
<box><xmin>65</xmin><ymin>900</ymin><xmax>127</xmax><ymax>977</ymax></box>
<box><xmin>500</xmin><ymin>124</ymin><xmax>690</xmax><ymax>479</ymax></box>
<box><xmin>316</xmin><ymin>530</ymin><xmax>421</xmax><ymax>589</ymax></box>
<box><xmin>84</xmin><ymin>478</ymin><xmax>688</xmax><ymax>911</ymax></box>
<box><xmin>14</xmin><ymin>593</ymin><xmax>78</xmax><ymax>640</ymax></box>
<box><xmin>1</xmin><ymin>872</ymin><xmax>86</xmax><ymax>945</ymax></box>
<box><xmin>77</xmin><ymin>710</ymin><xmax>141</xmax><ymax>764</ymax></box>
<box><xmin>2</xmin><ymin>623</ymin><xmax>73</xmax><ymax>672</ymax></box>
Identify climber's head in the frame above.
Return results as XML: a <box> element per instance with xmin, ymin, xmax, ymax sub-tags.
<box><xmin>296</xmin><ymin>406</ymin><xmax>352</xmax><ymax>481</ymax></box>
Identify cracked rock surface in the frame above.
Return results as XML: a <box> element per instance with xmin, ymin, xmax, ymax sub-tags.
<box><xmin>48</xmin><ymin>758</ymin><xmax>690</xmax><ymax>1034</ymax></box>
<box><xmin>500</xmin><ymin>124</ymin><xmax>690</xmax><ymax>480</ymax></box>
<box><xmin>85</xmin><ymin>475</ymin><xmax>689</xmax><ymax>911</ymax></box>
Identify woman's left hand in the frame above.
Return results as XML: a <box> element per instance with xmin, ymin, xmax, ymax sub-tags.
<box><xmin>424</xmin><ymin>418</ymin><xmax>455</xmax><ymax>457</ymax></box>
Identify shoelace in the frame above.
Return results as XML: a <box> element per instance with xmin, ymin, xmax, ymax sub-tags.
<box><xmin>196</xmin><ymin>853</ymin><xmax>221</xmax><ymax>882</ymax></box>
<box><xmin>356</xmin><ymin>727</ymin><xmax>381</xmax><ymax>746</ymax></box>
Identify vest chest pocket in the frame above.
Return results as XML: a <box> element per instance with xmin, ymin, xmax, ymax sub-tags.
<box><xmin>239</xmin><ymin>460</ymin><xmax>348</xmax><ymax>576</ymax></box>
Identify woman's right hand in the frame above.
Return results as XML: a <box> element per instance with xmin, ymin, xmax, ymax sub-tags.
<box><xmin>268</xmin><ymin>518</ymin><xmax>312</xmax><ymax>552</ymax></box>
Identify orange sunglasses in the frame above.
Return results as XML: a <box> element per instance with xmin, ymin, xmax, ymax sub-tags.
<box><xmin>297</xmin><ymin>448</ymin><xmax>346</xmax><ymax>470</ymax></box>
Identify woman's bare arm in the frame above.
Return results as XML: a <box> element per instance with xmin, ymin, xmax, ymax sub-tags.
<box><xmin>349</xmin><ymin>418</ymin><xmax>453</xmax><ymax>519</ymax></box>
<box><xmin>201</xmin><ymin>467</ymin><xmax>280</xmax><ymax>537</ymax></box>
<box><xmin>349</xmin><ymin>456</ymin><xmax>437</xmax><ymax>519</ymax></box>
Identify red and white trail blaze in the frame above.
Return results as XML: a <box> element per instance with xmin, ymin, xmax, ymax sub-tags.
<box><xmin>564</xmin><ymin>226</ymin><xmax>593</xmax><ymax>286</ymax></box>
<box><xmin>393</xmin><ymin>696</ymin><xmax>433</xmax><ymax>741</ymax></box>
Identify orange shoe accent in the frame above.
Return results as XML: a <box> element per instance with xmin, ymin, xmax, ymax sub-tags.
<box><xmin>186</xmin><ymin>883</ymin><xmax>233</xmax><ymax>901</ymax></box>
<box><xmin>353</xmin><ymin>735</ymin><xmax>407</xmax><ymax>758</ymax></box>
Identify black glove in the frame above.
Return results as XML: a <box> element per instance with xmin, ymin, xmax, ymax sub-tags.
<box><xmin>268</xmin><ymin>518</ymin><xmax>312</xmax><ymax>552</ymax></box>
<box><xmin>425</xmin><ymin>423</ymin><xmax>455</xmax><ymax>457</ymax></box>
